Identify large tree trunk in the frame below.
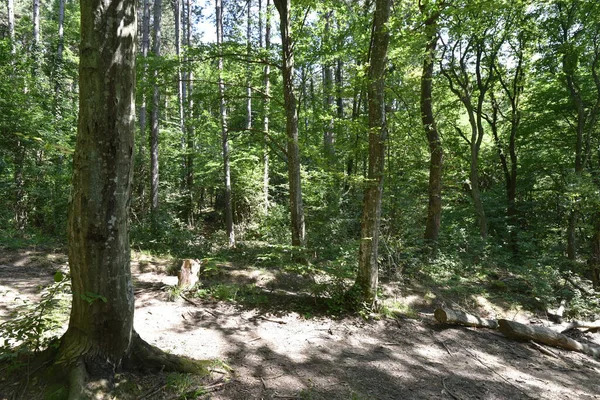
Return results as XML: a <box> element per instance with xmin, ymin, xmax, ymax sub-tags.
<box><xmin>419</xmin><ymin>2</ymin><xmax>443</xmax><ymax>246</ymax></box>
<box><xmin>59</xmin><ymin>0</ymin><xmax>138</xmax><ymax>373</ymax></box>
<box><xmin>151</xmin><ymin>0</ymin><xmax>162</xmax><ymax>229</ymax></box>
<box><xmin>354</xmin><ymin>0</ymin><xmax>391</xmax><ymax>307</ymax></box>
<box><xmin>274</xmin><ymin>0</ymin><xmax>306</xmax><ymax>247</ymax></box>
<box><xmin>56</xmin><ymin>3</ymin><xmax>208</xmax><ymax>396</ymax></box>
<box><xmin>217</xmin><ymin>0</ymin><xmax>235</xmax><ymax>247</ymax></box>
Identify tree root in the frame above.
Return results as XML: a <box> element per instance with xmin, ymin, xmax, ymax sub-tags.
<box><xmin>122</xmin><ymin>331</ymin><xmax>212</xmax><ymax>375</ymax></box>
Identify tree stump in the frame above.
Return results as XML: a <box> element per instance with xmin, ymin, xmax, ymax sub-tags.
<box><xmin>177</xmin><ymin>259</ymin><xmax>201</xmax><ymax>289</ymax></box>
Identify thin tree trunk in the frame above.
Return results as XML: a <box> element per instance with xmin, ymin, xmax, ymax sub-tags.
<box><xmin>419</xmin><ymin>2</ymin><xmax>443</xmax><ymax>246</ymax></box>
<box><xmin>173</xmin><ymin>0</ymin><xmax>186</xmax><ymax>190</ymax></box>
<box><xmin>7</xmin><ymin>0</ymin><xmax>15</xmax><ymax>53</ymax></box>
<box><xmin>33</xmin><ymin>0</ymin><xmax>40</xmax><ymax>48</ymax></box>
<box><xmin>274</xmin><ymin>0</ymin><xmax>306</xmax><ymax>247</ymax></box>
<box><xmin>137</xmin><ymin>0</ymin><xmax>150</xmax><ymax>205</ymax></box>
<box><xmin>217</xmin><ymin>0</ymin><xmax>235</xmax><ymax>247</ymax></box>
<box><xmin>57</xmin><ymin>0</ymin><xmax>65</xmax><ymax>62</ymax></box>
<box><xmin>151</xmin><ymin>0</ymin><xmax>162</xmax><ymax>228</ymax></box>
<box><xmin>13</xmin><ymin>141</ymin><xmax>26</xmax><ymax>232</ymax></box>
<box><xmin>354</xmin><ymin>0</ymin><xmax>391</xmax><ymax>307</ymax></box>
<box><xmin>261</xmin><ymin>0</ymin><xmax>271</xmax><ymax>213</ymax></box>
<box><xmin>185</xmin><ymin>0</ymin><xmax>195</xmax><ymax>220</ymax></box>
<box><xmin>246</xmin><ymin>0</ymin><xmax>252</xmax><ymax>131</ymax></box>
<box><xmin>322</xmin><ymin>11</ymin><xmax>335</xmax><ymax>162</ymax></box>
<box><xmin>590</xmin><ymin>212</ymin><xmax>600</xmax><ymax>287</ymax></box>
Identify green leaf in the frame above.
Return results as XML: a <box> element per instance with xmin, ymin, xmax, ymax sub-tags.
<box><xmin>53</xmin><ymin>271</ymin><xmax>64</xmax><ymax>283</ymax></box>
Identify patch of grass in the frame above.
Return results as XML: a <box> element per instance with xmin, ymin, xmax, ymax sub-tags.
<box><xmin>380</xmin><ymin>302</ymin><xmax>419</xmax><ymax>319</ymax></box>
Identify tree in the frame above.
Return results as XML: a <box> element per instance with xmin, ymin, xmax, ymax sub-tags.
<box><xmin>419</xmin><ymin>0</ymin><xmax>443</xmax><ymax>246</ymax></box>
<box><xmin>54</xmin><ymin>1</ymin><xmax>207</xmax><ymax>395</ymax></box>
<box><xmin>217</xmin><ymin>0</ymin><xmax>235</xmax><ymax>247</ymax></box>
<box><xmin>354</xmin><ymin>0</ymin><xmax>392</xmax><ymax>307</ymax></box>
<box><xmin>151</xmin><ymin>0</ymin><xmax>163</xmax><ymax>229</ymax></box>
<box><xmin>274</xmin><ymin>0</ymin><xmax>306</xmax><ymax>247</ymax></box>
<box><xmin>260</xmin><ymin>0</ymin><xmax>272</xmax><ymax>213</ymax></box>
<box><xmin>439</xmin><ymin>3</ymin><xmax>505</xmax><ymax>239</ymax></box>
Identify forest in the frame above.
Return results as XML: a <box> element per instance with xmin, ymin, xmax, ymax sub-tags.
<box><xmin>1</xmin><ymin>0</ymin><xmax>600</xmax><ymax>399</ymax></box>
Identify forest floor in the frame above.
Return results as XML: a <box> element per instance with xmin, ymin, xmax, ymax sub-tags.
<box><xmin>1</xmin><ymin>246</ymin><xmax>600</xmax><ymax>399</ymax></box>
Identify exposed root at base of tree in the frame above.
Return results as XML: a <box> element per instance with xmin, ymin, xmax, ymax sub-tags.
<box><xmin>4</xmin><ymin>331</ymin><xmax>215</xmax><ymax>399</ymax></box>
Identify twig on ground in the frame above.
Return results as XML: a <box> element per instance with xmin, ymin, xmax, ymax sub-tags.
<box><xmin>245</xmin><ymin>336</ymin><xmax>261</xmax><ymax>344</ymax></box>
<box><xmin>257</xmin><ymin>316</ymin><xmax>287</xmax><ymax>324</ymax></box>
<box><xmin>260</xmin><ymin>376</ymin><xmax>267</xmax><ymax>389</ymax></box>
<box><xmin>138</xmin><ymin>383</ymin><xmax>167</xmax><ymax>400</ymax></box>
<box><xmin>529</xmin><ymin>340</ymin><xmax>560</xmax><ymax>359</ymax></box>
<box><xmin>180</xmin><ymin>293</ymin><xmax>198</xmax><ymax>306</ymax></box>
<box><xmin>442</xmin><ymin>377</ymin><xmax>463</xmax><ymax>400</ymax></box>
<box><xmin>441</xmin><ymin>341</ymin><xmax>453</xmax><ymax>356</ymax></box>
<box><xmin>203</xmin><ymin>309</ymin><xmax>218</xmax><ymax>318</ymax></box>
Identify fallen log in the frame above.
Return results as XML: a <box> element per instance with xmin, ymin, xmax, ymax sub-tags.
<box><xmin>498</xmin><ymin>319</ymin><xmax>600</xmax><ymax>359</ymax></box>
<box><xmin>434</xmin><ymin>308</ymin><xmax>499</xmax><ymax>329</ymax></box>
<box><xmin>560</xmin><ymin>320</ymin><xmax>600</xmax><ymax>333</ymax></box>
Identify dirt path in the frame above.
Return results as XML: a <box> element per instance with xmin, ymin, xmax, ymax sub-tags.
<box><xmin>1</xmin><ymin>249</ymin><xmax>600</xmax><ymax>399</ymax></box>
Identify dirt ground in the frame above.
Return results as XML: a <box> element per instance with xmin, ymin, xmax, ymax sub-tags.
<box><xmin>1</xmin><ymin>248</ymin><xmax>600</xmax><ymax>399</ymax></box>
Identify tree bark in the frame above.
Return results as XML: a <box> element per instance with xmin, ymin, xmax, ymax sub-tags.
<box><xmin>217</xmin><ymin>0</ymin><xmax>235</xmax><ymax>247</ymax></box>
<box><xmin>151</xmin><ymin>0</ymin><xmax>163</xmax><ymax>229</ymax></box>
<box><xmin>354</xmin><ymin>0</ymin><xmax>392</xmax><ymax>307</ymax></box>
<box><xmin>274</xmin><ymin>0</ymin><xmax>306</xmax><ymax>247</ymax></box>
<box><xmin>419</xmin><ymin>2</ymin><xmax>443</xmax><ymax>246</ymax></box>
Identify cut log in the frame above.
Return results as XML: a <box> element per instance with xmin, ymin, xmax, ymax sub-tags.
<box><xmin>434</xmin><ymin>308</ymin><xmax>499</xmax><ymax>329</ymax></box>
<box><xmin>177</xmin><ymin>259</ymin><xmax>201</xmax><ymax>289</ymax></box>
<box><xmin>498</xmin><ymin>319</ymin><xmax>600</xmax><ymax>359</ymax></box>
